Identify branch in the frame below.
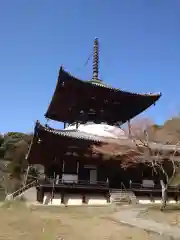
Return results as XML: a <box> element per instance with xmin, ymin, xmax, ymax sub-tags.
<box><xmin>160</xmin><ymin>162</ymin><xmax>169</xmax><ymax>184</ymax></box>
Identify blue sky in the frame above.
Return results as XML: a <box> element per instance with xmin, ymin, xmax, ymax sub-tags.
<box><xmin>0</xmin><ymin>0</ymin><xmax>180</xmax><ymax>133</ymax></box>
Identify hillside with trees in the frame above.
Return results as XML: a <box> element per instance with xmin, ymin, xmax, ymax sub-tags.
<box><xmin>0</xmin><ymin>132</ymin><xmax>33</xmax><ymax>195</ymax></box>
<box><xmin>125</xmin><ymin>117</ymin><xmax>180</xmax><ymax>144</ymax></box>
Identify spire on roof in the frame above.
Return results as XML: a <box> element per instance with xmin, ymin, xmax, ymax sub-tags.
<box><xmin>92</xmin><ymin>38</ymin><xmax>99</xmax><ymax>81</ymax></box>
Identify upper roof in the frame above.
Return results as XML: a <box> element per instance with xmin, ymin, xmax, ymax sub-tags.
<box><xmin>45</xmin><ymin>38</ymin><xmax>161</xmax><ymax>124</ymax></box>
<box><xmin>45</xmin><ymin>67</ymin><xmax>161</xmax><ymax>124</ymax></box>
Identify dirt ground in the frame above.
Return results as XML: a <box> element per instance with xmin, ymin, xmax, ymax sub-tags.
<box><xmin>139</xmin><ymin>204</ymin><xmax>180</xmax><ymax>227</ymax></box>
<box><xmin>0</xmin><ymin>201</ymin><xmax>162</xmax><ymax>240</ymax></box>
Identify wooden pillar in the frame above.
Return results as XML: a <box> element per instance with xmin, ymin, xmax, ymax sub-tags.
<box><xmin>77</xmin><ymin>161</ymin><xmax>79</xmax><ymax>174</ymax></box>
<box><xmin>37</xmin><ymin>187</ymin><xmax>44</xmax><ymax>203</ymax></box>
<box><xmin>106</xmin><ymin>191</ymin><xmax>111</xmax><ymax>203</ymax></box>
<box><xmin>62</xmin><ymin>160</ymin><xmax>65</xmax><ymax>173</ymax></box>
<box><xmin>39</xmin><ymin>187</ymin><xmax>44</xmax><ymax>203</ymax></box>
<box><xmin>82</xmin><ymin>194</ymin><xmax>86</xmax><ymax>204</ymax></box>
<box><xmin>36</xmin><ymin>188</ymin><xmax>40</xmax><ymax>202</ymax></box>
<box><xmin>61</xmin><ymin>191</ymin><xmax>65</xmax><ymax>204</ymax></box>
<box><xmin>77</xmin><ymin>161</ymin><xmax>79</xmax><ymax>183</ymax></box>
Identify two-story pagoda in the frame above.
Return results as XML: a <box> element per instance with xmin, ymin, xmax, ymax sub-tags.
<box><xmin>26</xmin><ymin>39</ymin><xmax>161</xmax><ymax>206</ymax></box>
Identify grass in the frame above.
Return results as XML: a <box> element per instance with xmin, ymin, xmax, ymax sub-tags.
<box><xmin>0</xmin><ymin>188</ymin><xmax>5</xmax><ymax>201</ymax></box>
<box><xmin>0</xmin><ymin>201</ymin><xmax>164</xmax><ymax>240</ymax></box>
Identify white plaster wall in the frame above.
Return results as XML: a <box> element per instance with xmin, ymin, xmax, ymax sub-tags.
<box><xmin>64</xmin><ymin>194</ymin><xmax>82</xmax><ymax>205</ymax></box>
<box><xmin>168</xmin><ymin>200</ymin><xmax>177</xmax><ymax>204</ymax></box>
<box><xmin>137</xmin><ymin>196</ymin><xmax>153</xmax><ymax>204</ymax></box>
<box><xmin>42</xmin><ymin>193</ymin><xmax>109</xmax><ymax>206</ymax></box>
<box><xmin>51</xmin><ymin>193</ymin><xmax>62</xmax><ymax>205</ymax></box>
<box><xmin>43</xmin><ymin>193</ymin><xmax>51</xmax><ymax>205</ymax></box>
<box><xmin>86</xmin><ymin>194</ymin><xmax>108</xmax><ymax>205</ymax></box>
<box><xmin>154</xmin><ymin>199</ymin><xmax>162</xmax><ymax>204</ymax></box>
<box><xmin>142</xmin><ymin>180</ymin><xmax>155</xmax><ymax>188</ymax></box>
<box><xmin>138</xmin><ymin>199</ymin><xmax>152</xmax><ymax>204</ymax></box>
<box><xmin>62</xmin><ymin>174</ymin><xmax>78</xmax><ymax>183</ymax></box>
<box><xmin>138</xmin><ymin>198</ymin><xmax>178</xmax><ymax>205</ymax></box>
<box><xmin>65</xmin><ymin>123</ymin><xmax>126</xmax><ymax>139</ymax></box>
<box><xmin>43</xmin><ymin>193</ymin><xmax>62</xmax><ymax>205</ymax></box>
<box><xmin>63</xmin><ymin>194</ymin><xmax>108</xmax><ymax>206</ymax></box>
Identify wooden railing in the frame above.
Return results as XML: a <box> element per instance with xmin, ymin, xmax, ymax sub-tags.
<box><xmin>120</xmin><ymin>182</ymin><xmax>126</xmax><ymax>190</ymax></box>
<box><xmin>130</xmin><ymin>182</ymin><xmax>142</xmax><ymax>189</ymax></box>
<box><xmin>41</xmin><ymin>177</ymin><xmax>109</xmax><ymax>187</ymax></box>
<box><xmin>130</xmin><ymin>182</ymin><xmax>180</xmax><ymax>190</ymax></box>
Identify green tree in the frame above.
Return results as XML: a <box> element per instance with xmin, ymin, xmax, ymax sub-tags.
<box><xmin>7</xmin><ymin>140</ymin><xmax>29</xmax><ymax>179</ymax></box>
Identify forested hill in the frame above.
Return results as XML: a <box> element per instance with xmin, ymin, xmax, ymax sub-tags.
<box><xmin>0</xmin><ymin>132</ymin><xmax>33</xmax><ymax>179</ymax></box>
<box><xmin>128</xmin><ymin>117</ymin><xmax>180</xmax><ymax>144</ymax></box>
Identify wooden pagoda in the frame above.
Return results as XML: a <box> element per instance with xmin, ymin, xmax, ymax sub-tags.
<box><xmin>26</xmin><ymin>38</ymin><xmax>163</xmax><ymax>205</ymax></box>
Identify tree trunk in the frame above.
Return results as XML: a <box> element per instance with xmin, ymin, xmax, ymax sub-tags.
<box><xmin>160</xmin><ymin>180</ymin><xmax>167</xmax><ymax>211</ymax></box>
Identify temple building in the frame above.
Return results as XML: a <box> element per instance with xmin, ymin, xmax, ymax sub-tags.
<box><xmin>26</xmin><ymin>38</ymin><xmax>165</xmax><ymax>206</ymax></box>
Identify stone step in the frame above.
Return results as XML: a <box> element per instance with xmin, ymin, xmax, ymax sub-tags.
<box><xmin>111</xmin><ymin>190</ymin><xmax>137</xmax><ymax>204</ymax></box>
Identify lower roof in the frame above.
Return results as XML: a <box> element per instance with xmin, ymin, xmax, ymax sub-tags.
<box><xmin>26</xmin><ymin>122</ymin><xmax>102</xmax><ymax>165</ymax></box>
<box><xmin>26</xmin><ymin>121</ymin><xmax>180</xmax><ymax>166</ymax></box>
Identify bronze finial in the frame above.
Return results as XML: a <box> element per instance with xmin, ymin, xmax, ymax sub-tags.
<box><xmin>92</xmin><ymin>38</ymin><xmax>99</xmax><ymax>80</ymax></box>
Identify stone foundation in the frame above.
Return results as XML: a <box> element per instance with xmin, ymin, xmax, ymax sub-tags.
<box><xmin>42</xmin><ymin>193</ymin><xmax>108</xmax><ymax>206</ymax></box>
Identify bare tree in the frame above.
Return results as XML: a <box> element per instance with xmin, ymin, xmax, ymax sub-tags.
<box><xmin>134</xmin><ymin>131</ymin><xmax>180</xmax><ymax>211</ymax></box>
<box><xmin>125</xmin><ymin>119</ymin><xmax>180</xmax><ymax>211</ymax></box>
<box><xmin>93</xmin><ymin>125</ymin><xmax>180</xmax><ymax>211</ymax></box>
<box><xmin>123</xmin><ymin>117</ymin><xmax>154</xmax><ymax>139</ymax></box>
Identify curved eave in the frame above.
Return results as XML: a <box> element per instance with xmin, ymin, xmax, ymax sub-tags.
<box><xmin>45</xmin><ymin>66</ymin><xmax>161</xmax><ymax>123</ymax></box>
<box><xmin>26</xmin><ymin>122</ymin><xmax>180</xmax><ymax>166</ymax></box>
<box><xmin>38</xmin><ymin>123</ymin><xmax>102</xmax><ymax>142</ymax></box>
<box><xmin>26</xmin><ymin>122</ymin><xmax>102</xmax><ymax>165</ymax></box>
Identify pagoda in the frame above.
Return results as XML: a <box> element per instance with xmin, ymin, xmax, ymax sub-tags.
<box><xmin>26</xmin><ymin>38</ymin><xmax>161</xmax><ymax>205</ymax></box>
